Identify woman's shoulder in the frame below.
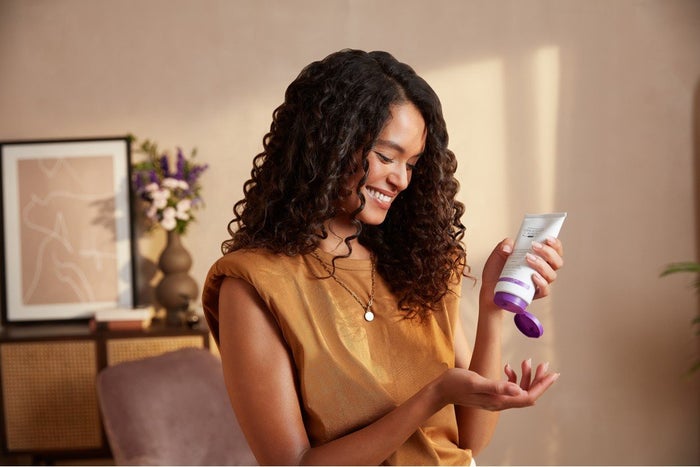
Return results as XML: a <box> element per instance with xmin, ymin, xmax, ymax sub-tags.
<box><xmin>208</xmin><ymin>248</ymin><xmax>316</xmax><ymax>287</ymax></box>
<box><xmin>210</xmin><ymin>248</ymin><xmax>295</xmax><ymax>278</ymax></box>
<box><xmin>217</xmin><ymin>247</ymin><xmax>281</xmax><ymax>264</ymax></box>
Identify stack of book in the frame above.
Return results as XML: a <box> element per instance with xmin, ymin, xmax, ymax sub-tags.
<box><xmin>89</xmin><ymin>307</ymin><xmax>153</xmax><ymax>331</ymax></box>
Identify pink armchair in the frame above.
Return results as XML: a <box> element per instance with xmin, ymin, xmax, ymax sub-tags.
<box><xmin>96</xmin><ymin>347</ymin><xmax>256</xmax><ymax>465</ymax></box>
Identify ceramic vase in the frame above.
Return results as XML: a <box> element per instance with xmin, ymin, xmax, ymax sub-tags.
<box><xmin>155</xmin><ymin>230</ymin><xmax>198</xmax><ymax>326</ymax></box>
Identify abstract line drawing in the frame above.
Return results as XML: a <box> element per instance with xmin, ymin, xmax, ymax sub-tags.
<box><xmin>1</xmin><ymin>138</ymin><xmax>134</xmax><ymax>323</ymax></box>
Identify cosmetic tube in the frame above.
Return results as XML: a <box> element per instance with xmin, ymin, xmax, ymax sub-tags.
<box><xmin>494</xmin><ymin>212</ymin><xmax>567</xmax><ymax>338</ymax></box>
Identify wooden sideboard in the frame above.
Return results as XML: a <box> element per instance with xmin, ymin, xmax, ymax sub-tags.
<box><xmin>0</xmin><ymin>321</ymin><xmax>211</xmax><ymax>463</ymax></box>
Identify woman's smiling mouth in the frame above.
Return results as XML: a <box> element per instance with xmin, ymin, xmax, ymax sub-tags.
<box><xmin>366</xmin><ymin>187</ymin><xmax>394</xmax><ymax>205</ymax></box>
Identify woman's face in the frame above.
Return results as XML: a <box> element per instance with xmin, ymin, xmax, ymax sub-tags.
<box><xmin>339</xmin><ymin>102</ymin><xmax>426</xmax><ymax>226</ymax></box>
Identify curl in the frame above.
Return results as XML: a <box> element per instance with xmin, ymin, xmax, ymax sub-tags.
<box><xmin>222</xmin><ymin>49</ymin><xmax>467</xmax><ymax>319</ymax></box>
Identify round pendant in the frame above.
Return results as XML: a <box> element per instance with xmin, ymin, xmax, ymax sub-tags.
<box><xmin>364</xmin><ymin>309</ymin><xmax>375</xmax><ymax>322</ymax></box>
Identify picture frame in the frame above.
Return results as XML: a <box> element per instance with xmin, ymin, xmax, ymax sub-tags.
<box><xmin>0</xmin><ymin>137</ymin><xmax>136</xmax><ymax>324</ymax></box>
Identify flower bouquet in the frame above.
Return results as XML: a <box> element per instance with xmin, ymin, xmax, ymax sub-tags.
<box><xmin>130</xmin><ymin>136</ymin><xmax>208</xmax><ymax>235</ymax></box>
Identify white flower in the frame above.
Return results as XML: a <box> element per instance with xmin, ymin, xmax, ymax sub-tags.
<box><xmin>146</xmin><ymin>205</ymin><xmax>159</xmax><ymax>220</ymax></box>
<box><xmin>174</xmin><ymin>199</ymin><xmax>190</xmax><ymax>220</ymax></box>
<box><xmin>131</xmin><ymin>139</ymin><xmax>208</xmax><ymax>234</ymax></box>
<box><xmin>160</xmin><ymin>207</ymin><xmax>177</xmax><ymax>231</ymax></box>
<box><xmin>151</xmin><ymin>188</ymin><xmax>170</xmax><ymax>209</ymax></box>
<box><xmin>162</xmin><ymin>178</ymin><xmax>180</xmax><ymax>189</ymax></box>
<box><xmin>144</xmin><ymin>182</ymin><xmax>159</xmax><ymax>193</ymax></box>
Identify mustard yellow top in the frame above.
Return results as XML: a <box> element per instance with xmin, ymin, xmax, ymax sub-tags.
<box><xmin>202</xmin><ymin>248</ymin><xmax>472</xmax><ymax>465</ymax></box>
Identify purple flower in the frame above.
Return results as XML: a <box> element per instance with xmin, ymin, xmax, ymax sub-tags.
<box><xmin>176</xmin><ymin>148</ymin><xmax>185</xmax><ymax>180</ymax></box>
<box><xmin>187</xmin><ymin>164</ymin><xmax>208</xmax><ymax>186</ymax></box>
<box><xmin>133</xmin><ymin>173</ymin><xmax>144</xmax><ymax>193</ymax></box>
<box><xmin>130</xmin><ymin>138</ymin><xmax>208</xmax><ymax>235</ymax></box>
<box><xmin>159</xmin><ymin>154</ymin><xmax>170</xmax><ymax>177</ymax></box>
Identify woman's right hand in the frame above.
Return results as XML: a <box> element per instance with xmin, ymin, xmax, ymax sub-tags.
<box><xmin>438</xmin><ymin>360</ymin><xmax>559</xmax><ymax>411</ymax></box>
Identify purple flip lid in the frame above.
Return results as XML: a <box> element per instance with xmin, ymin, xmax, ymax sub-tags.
<box><xmin>514</xmin><ymin>311</ymin><xmax>544</xmax><ymax>338</ymax></box>
<box><xmin>494</xmin><ymin>292</ymin><xmax>544</xmax><ymax>338</ymax></box>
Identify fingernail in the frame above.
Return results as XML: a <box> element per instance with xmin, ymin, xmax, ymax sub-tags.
<box><xmin>526</xmin><ymin>252</ymin><xmax>539</xmax><ymax>263</ymax></box>
<box><xmin>532</xmin><ymin>241</ymin><xmax>544</xmax><ymax>250</ymax></box>
<box><xmin>545</xmin><ymin>236</ymin><xmax>557</xmax><ymax>245</ymax></box>
<box><xmin>502</xmin><ymin>243</ymin><xmax>513</xmax><ymax>254</ymax></box>
<box><xmin>543</xmin><ymin>361</ymin><xmax>550</xmax><ymax>372</ymax></box>
<box><xmin>553</xmin><ymin>373</ymin><xmax>561</xmax><ymax>381</ymax></box>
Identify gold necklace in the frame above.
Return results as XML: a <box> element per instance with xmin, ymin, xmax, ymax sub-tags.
<box><xmin>310</xmin><ymin>251</ymin><xmax>376</xmax><ymax>322</ymax></box>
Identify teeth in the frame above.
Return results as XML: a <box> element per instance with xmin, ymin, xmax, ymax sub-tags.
<box><xmin>367</xmin><ymin>188</ymin><xmax>392</xmax><ymax>203</ymax></box>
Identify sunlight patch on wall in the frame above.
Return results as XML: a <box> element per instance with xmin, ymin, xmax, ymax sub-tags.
<box><xmin>423</xmin><ymin>58</ymin><xmax>507</xmax><ymax>343</ymax></box>
<box><xmin>424</xmin><ymin>49</ymin><xmax>563</xmax><ymax>464</ymax></box>
<box><xmin>531</xmin><ymin>45</ymin><xmax>561</xmax><ymax>465</ymax></box>
<box><xmin>533</xmin><ymin>46</ymin><xmax>561</xmax><ymax>212</ymax></box>
<box><xmin>424</xmin><ymin>58</ymin><xmax>509</xmax><ymax>248</ymax></box>
<box><xmin>528</xmin><ymin>44</ymin><xmax>561</xmax><ymax>370</ymax></box>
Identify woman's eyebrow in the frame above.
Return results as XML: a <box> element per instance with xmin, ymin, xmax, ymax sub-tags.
<box><xmin>374</xmin><ymin>138</ymin><xmax>406</xmax><ymax>154</ymax></box>
<box><xmin>375</xmin><ymin>138</ymin><xmax>425</xmax><ymax>159</ymax></box>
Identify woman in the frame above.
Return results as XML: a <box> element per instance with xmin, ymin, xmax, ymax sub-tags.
<box><xmin>202</xmin><ymin>49</ymin><xmax>563</xmax><ymax>465</ymax></box>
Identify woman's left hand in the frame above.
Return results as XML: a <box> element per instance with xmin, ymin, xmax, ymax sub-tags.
<box><xmin>480</xmin><ymin>236</ymin><xmax>565</xmax><ymax>303</ymax></box>
<box><xmin>525</xmin><ymin>236</ymin><xmax>564</xmax><ymax>300</ymax></box>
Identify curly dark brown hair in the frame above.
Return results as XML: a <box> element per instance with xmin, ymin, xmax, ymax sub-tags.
<box><xmin>222</xmin><ymin>49</ymin><xmax>467</xmax><ymax>319</ymax></box>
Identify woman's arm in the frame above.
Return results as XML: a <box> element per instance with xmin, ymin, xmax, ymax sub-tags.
<box><xmin>455</xmin><ymin>237</ymin><xmax>564</xmax><ymax>455</ymax></box>
<box><xmin>219</xmin><ymin>275</ymin><xmax>558</xmax><ymax>466</ymax></box>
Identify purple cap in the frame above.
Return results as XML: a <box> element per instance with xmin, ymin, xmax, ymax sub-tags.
<box><xmin>494</xmin><ymin>292</ymin><xmax>528</xmax><ymax>314</ymax></box>
<box><xmin>494</xmin><ymin>292</ymin><xmax>544</xmax><ymax>338</ymax></box>
<box><xmin>514</xmin><ymin>311</ymin><xmax>544</xmax><ymax>338</ymax></box>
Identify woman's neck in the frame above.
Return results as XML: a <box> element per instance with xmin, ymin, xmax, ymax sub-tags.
<box><xmin>317</xmin><ymin>218</ymin><xmax>371</xmax><ymax>259</ymax></box>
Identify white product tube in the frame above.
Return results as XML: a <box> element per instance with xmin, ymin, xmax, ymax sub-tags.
<box><xmin>494</xmin><ymin>212</ymin><xmax>567</xmax><ymax>337</ymax></box>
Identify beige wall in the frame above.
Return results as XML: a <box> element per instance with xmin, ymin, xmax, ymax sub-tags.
<box><xmin>1</xmin><ymin>0</ymin><xmax>699</xmax><ymax>464</ymax></box>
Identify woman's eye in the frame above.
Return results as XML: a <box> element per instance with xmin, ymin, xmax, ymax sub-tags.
<box><xmin>374</xmin><ymin>151</ymin><xmax>392</xmax><ymax>164</ymax></box>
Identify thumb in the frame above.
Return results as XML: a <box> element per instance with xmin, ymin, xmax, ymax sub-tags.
<box><xmin>469</xmin><ymin>372</ymin><xmax>522</xmax><ymax>396</ymax></box>
<box><xmin>483</xmin><ymin>237</ymin><xmax>514</xmax><ymax>283</ymax></box>
<box><xmin>496</xmin><ymin>379</ymin><xmax>524</xmax><ymax>396</ymax></box>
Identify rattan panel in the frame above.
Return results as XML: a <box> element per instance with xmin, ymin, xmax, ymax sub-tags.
<box><xmin>0</xmin><ymin>341</ymin><xmax>102</xmax><ymax>451</ymax></box>
<box><xmin>106</xmin><ymin>335</ymin><xmax>204</xmax><ymax>366</ymax></box>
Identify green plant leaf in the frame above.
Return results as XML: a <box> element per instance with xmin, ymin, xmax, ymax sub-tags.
<box><xmin>660</xmin><ymin>262</ymin><xmax>700</xmax><ymax>277</ymax></box>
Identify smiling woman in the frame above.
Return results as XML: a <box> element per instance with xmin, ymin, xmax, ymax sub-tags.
<box><xmin>336</xmin><ymin>102</ymin><xmax>425</xmax><ymax>230</ymax></box>
<box><xmin>201</xmin><ymin>49</ymin><xmax>564</xmax><ymax>466</ymax></box>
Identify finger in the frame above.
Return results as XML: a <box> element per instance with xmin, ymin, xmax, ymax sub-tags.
<box><xmin>533</xmin><ymin>361</ymin><xmax>550</xmax><ymax>380</ymax></box>
<box><xmin>482</xmin><ymin>238</ymin><xmax>516</xmax><ymax>288</ymax></box>
<box><xmin>532</xmin><ymin>271</ymin><xmax>550</xmax><ymax>299</ymax></box>
<box><xmin>544</xmin><ymin>236</ymin><xmax>564</xmax><ymax>259</ymax></box>
<box><xmin>520</xmin><ymin>359</ymin><xmax>532</xmax><ymax>391</ymax></box>
<box><xmin>490</xmin><ymin>238</ymin><xmax>515</xmax><ymax>265</ymax></box>
<box><xmin>504</xmin><ymin>363</ymin><xmax>518</xmax><ymax>383</ymax></box>
<box><xmin>524</xmin><ymin>372</ymin><xmax>561</xmax><ymax>401</ymax></box>
<box><xmin>499</xmin><ymin>237</ymin><xmax>515</xmax><ymax>256</ymax></box>
<box><xmin>526</xmin><ymin>252</ymin><xmax>558</xmax><ymax>284</ymax></box>
<box><xmin>532</xmin><ymin>240</ymin><xmax>564</xmax><ymax>270</ymax></box>
<box><xmin>476</xmin><ymin>372</ymin><xmax>561</xmax><ymax>411</ymax></box>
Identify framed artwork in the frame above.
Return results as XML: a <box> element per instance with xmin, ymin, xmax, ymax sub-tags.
<box><xmin>0</xmin><ymin>137</ymin><xmax>135</xmax><ymax>323</ymax></box>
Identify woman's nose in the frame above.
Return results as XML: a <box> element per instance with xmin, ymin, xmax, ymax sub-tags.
<box><xmin>387</xmin><ymin>164</ymin><xmax>410</xmax><ymax>191</ymax></box>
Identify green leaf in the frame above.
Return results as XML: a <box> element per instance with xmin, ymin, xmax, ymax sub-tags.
<box><xmin>660</xmin><ymin>262</ymin><xmax>700</xmax><ymax>277</ymax></box>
